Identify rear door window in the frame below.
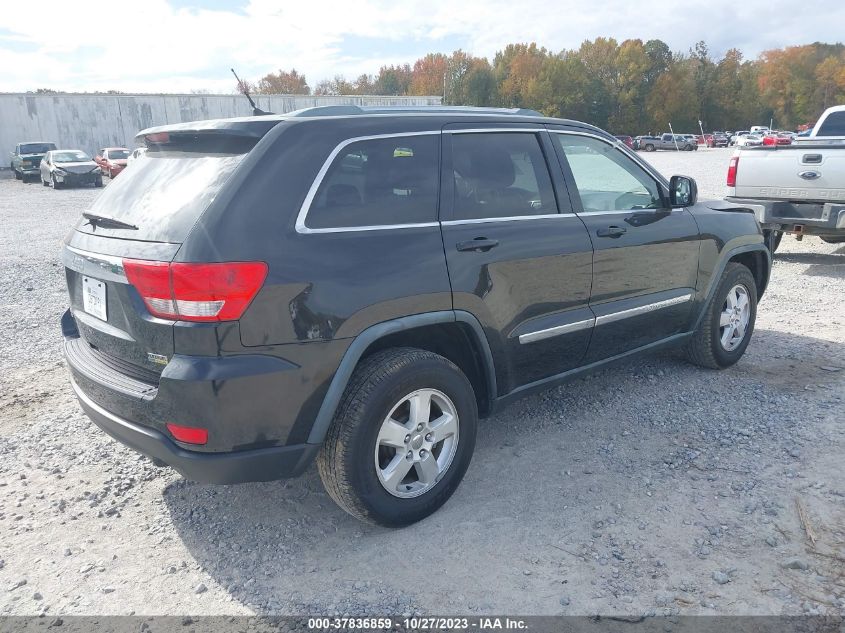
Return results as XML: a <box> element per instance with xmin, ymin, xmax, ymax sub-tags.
<box><xmin>450</xmin><ymin>132</ymin><xmax>558</xmax><ymax>220</ymax></box>
<box><xmin>304</xmin><ymin>134</ymin><xmax>440</xmax><ymax>230</ymax></box>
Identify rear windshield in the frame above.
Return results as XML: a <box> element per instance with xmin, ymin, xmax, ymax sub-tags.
<box><xmin>817</xmin><ymin>111</ymin><xmax>845</xmax><ymax>137</ymax></box>
<box><xmin>76</xmin><ymin>149</ymin><xmax>246</xmax><ymax>243</ymax></box>
<box><xmin>20</xmin><ymin>143</ymin><xmax>56</xmax><ymax>154</ymax></box>
<box><xmin>107</xmin><ymin>149</ymin><xmax>131</xmax><ymax>159</ymax></box>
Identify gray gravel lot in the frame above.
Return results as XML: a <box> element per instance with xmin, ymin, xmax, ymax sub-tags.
<box><xmin>0</xmin><ymin>148</ymin><xmax>843</xmax><ymax>617</ymax></box>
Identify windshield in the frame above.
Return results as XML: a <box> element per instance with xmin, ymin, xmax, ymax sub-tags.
<box><xmin>53</xmin><ymin>150</ymin><xmax>90</xmax><ymax>163</ymax></box>
<box><xmin>77</xmin><ymin>150</ymin><xmax>246</xmax><ymax>242</ymax></box>
<box><xmin>107</xmin><ymin>150</ymin><xmax>130</xmax><ymax>160</ymax></box>
<box><xmin>20</xmin><ymin>143</ymin><xmax>56</xmax><ymax>154</ymax></box>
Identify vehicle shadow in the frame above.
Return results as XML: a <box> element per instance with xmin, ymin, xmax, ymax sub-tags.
<box><xmin>775</xmin><ymin>246</ymin><xmax>845</xmax><ymax>278</ymax></box>
<box><xmin>162</xmin><ymin>327</ymin><xmax>845</xmax><ymax>614</ymax></box>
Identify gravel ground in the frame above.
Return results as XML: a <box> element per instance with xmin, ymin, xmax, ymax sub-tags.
<box><xmin>0</xmin><ymin>148</ymin><xmax>843</xmax><ymax>617</ymax></box>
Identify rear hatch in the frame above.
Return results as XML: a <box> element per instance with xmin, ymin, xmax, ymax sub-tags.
<box><xmin>63</xmin><ymin>123</ymin><xmax>276</xmax><ymax>382</ymax></box>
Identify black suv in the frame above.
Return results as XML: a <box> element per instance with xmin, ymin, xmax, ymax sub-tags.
<box><xmin>62</xmin><ymin>106</ymin><xmax>770</xmax><ymax>526</ymax></box>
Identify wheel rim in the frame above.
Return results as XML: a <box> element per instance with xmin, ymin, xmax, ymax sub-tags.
<box><xmin>719</xmin><ymin>284</ymin><xmax>751</xmax><ymax>352</ymax></box>
<box><xmin>374</xmin><ymin>388</ymin><xmax>459</xmax><ymax>499</ymax></box>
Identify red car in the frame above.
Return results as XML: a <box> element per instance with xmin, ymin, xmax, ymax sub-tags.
<box><xmin>762</xmin><ymin>133</ymin><xmax>792</xmax><ymax>146</ymax></box>
<box><xmin>95</xmin><ymin>147</ymin><xmax>131</xmax><ymax>178</ymax></box>
<box><xmin>614</xmin><ymin>135</ymin><xmax>634</xmax><ymax>149</ymax></box>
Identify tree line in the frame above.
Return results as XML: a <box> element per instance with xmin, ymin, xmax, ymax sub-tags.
<box><xmin>248</xmin><ymin>39</ymin><xmax>845</xmax><ymax>133</ymax></box>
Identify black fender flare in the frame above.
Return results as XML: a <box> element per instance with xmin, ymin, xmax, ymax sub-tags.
<box><xmin>691</xmin><ymin>243</ymin><xmax>771</xmax><ymax>331</ymax></box>
<box><xmin>306</xmin><ymin>310</ymin><xmax>497</xmax><ymax>445</ymax></box>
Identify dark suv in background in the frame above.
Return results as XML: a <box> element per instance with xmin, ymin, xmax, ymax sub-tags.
<box><xmin>62</xmin><ymin>106</ymin><xmax>770</xmax><ymax>526</ymax></box>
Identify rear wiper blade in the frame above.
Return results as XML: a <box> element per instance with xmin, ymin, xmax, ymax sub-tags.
<box><xmin>82</xmin><ymin>212</ymin><xmax>138</xmax><ymax>231</ymax></box>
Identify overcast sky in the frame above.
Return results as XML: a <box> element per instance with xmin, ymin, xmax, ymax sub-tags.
<box><xmin>1</xmin><ymin>0</ymin><xmax>842</xmax><ymax>94</ymax></box>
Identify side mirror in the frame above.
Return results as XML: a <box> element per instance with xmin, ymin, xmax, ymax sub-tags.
<box><xmin>669</xmin><ymin>175</ymin><xmax>697</xmax><ymax>207</ymax></box>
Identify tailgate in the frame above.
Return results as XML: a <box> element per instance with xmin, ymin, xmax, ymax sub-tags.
<box><xmin>734</xmin><ymin>148</ymin><xmax>845</xmax><ymax>202</ymax></box>
<box><xmin>63</xmin><ymin>235</ymin><xmax>180</xmax><ymax>379</ymax></box>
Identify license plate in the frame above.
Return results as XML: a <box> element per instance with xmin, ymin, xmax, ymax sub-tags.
<box><xmin>82</xmin><ymin>276</ymin><xmax>107</xmax><ymax>321</ymax></box>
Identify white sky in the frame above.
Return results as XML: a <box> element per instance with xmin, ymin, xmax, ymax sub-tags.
<box><xmin>0</xmin><ymin>0</ymin><xmax>841</xmax><ymax>93</ymax></box>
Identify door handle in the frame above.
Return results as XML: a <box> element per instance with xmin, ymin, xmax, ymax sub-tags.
<box><xmin>596</xmin><ymin>225</ymin><xmax>627</xmax><ymax>238</ymax></box>
<box><xmin>456</xmin><ymin>237</ymin><xmax>500</xmax><ymax>252</ymax></box>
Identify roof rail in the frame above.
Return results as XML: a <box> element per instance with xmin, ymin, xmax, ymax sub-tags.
<box><xmin>286</xmin><ymin>105</ymin><xmax>545</xmax><ymax>118</ymax></box>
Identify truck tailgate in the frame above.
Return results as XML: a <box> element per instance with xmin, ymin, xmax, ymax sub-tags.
<box><xmin>733</xmin><ymin>147</ymin><xmax>845</xmax><ymax>203</ymax></box>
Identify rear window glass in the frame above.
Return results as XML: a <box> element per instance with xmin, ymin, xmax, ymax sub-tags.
<box><xmin>305</xmin><ymin>134</ymin><xmax>439</xmax><ymax>229</ymax></box>
<box><xmin>76</xmin><ymin>150</ymin><xmax>245</xmax><ymax>242</ymax></box>
<box><xmin>20</xmin><ymin>143</ymin><xmax>55</xmax><ymax>154</ymax></box>
<box><xmin>817</xmin><ymin>111</ymin><xmax>845</xmax><ymax>136</ymax></box>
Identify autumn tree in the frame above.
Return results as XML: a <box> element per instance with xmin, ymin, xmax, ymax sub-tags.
<box><xmin>256</xmin><ymin>69</ymin><xmax>310</xmax><ymax>95</ymax></box>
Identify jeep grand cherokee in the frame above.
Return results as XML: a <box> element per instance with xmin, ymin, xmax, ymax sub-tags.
<box><xmin>62</xmin><ymin>106</ymin><xmax>770</xmax><ymax>526</ymax></box>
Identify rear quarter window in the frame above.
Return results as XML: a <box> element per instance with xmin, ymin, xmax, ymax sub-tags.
<box><xmin>817</xmin><ymin>111</ymin><xmax>845</xmax><ymax>136</ymax></box>
<box><xmin>303</xmin><ymin>134</ymin><xmax>440</xmax><ymax>230</ymax></box>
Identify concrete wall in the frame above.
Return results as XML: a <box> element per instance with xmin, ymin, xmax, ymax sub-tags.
<box><xmin>1</xmin><ymin>93</ymin><xmax>442</xmax><ymax>160</ymax></box>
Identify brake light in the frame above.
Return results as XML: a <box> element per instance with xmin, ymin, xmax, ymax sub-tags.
<box><xmin>727</xmin><ymin>156</ymin><xmax>739</xmax><ymax>187</ymax></box>
<box><xmin>123</xmin><ymin>260</ymin><xmax>267</xmax><ymax>322</ymax></box>
<box><xmin>145</xmin><ymin>132</ymin><xmax>170</xmax><ymax>144</ymax></box>
<box><xmin>166</xmin><ymin>423</ymin><xmax>208</xmax><ymax>445</ymax></box>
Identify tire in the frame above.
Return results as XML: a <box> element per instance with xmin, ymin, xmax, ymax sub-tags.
<box><xmin>42</xmin><ymin>176</ymin><xmax>49</xmax><ymax>187</ymax></box>
<box><xmin>820</xmin><ymin>236</ymin><xmax>845</xmax><ymax>244</ymax></box>
<box><xmin>14</xmin><ymin>169</ymin><xmax>22</xmax><ymax>180</ymax></box>
<box><xmin>94</xmin><ymin>176</ymin><xmax>103</xmax><ymax>188</ymax></box>
<box><xmin>644</xmin><ymin>144</ymin><xmax>655</xmax><ymax>152</ymax></box>
<box><xmin>51</xmin><ymin>174</ymin><xmax>62</xmax><ymax>190</ymax></box>
<box><xmin>686</xmin><ymin>263</ymin><xmax>757</xmax><ymax>370</ymax></box>
<box><xmin>763</xmin><ymin>229</ymin><xmax>783</xmax><ymax>254</ymax></box>
<box><xmin>317</xmin><ymin>348</ymin><xmax>478</xmax><ymax>527</ymax></box>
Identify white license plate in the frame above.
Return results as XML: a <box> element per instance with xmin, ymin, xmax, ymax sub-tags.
<box><xmin>82</xmin><ymin>276</ymin><xmax>107</xmax><ymax>321</ymax></box>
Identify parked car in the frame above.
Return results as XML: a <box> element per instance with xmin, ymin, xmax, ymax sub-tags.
<box><xmin>729</xmin><ymin>104</ymin><xmax>845</xmax><ymax>251</ymax></box>
<box><xmin>127</xmin><ymin>147</ymin><xmax>147</xmax><ymax>165</ymax></box>
<box><xmin>735</xmin><ymin>133</ymin><xmax>763</xmax><ymax>147</ymax></box>
<box><xmin>640</xmin><ymin>133</ymin><xmax>697</xmax><ymax>151</ymax></box>
<box><xmin>95</xmin><ymin>147</ymin><xmax>131</xmax><ymax>178</ymax></box>
<box><xmin>614</xmin><ymin>135</ymin><xmax>634</xmax><ymax>149</ymax></box>
<box><xmin>61</xmin><ymin>106</ymin><xmax>770</xmax><ymax>526</ymax></box>
<box><xmin>709</xmin><ymin>133</ymin><xmax>729</xmax><ymax>147</ymax></box>
<box><xmin>40</xmin><ymin>150</ymin><xmax>103</xmax><ymax>189</ymax></box>
<box><xmin>762</xmin><ymin>132</ymin><xmax>792</xmax><ymax>146</ymax></box>
<box><xmin>10</xmin><ymin>141</ymin><xmax>57</xmax><ymax>181</ymax></box>
<box><xmin>730</xmin><ymin>131</ymin><xmax>750</xmax><ymax>145</ymax></box>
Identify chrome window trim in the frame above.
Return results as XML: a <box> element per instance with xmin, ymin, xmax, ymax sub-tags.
<box><xmin>547</xmin><ymin>129</ymin><xmax>669</xmax><ymax>190</ymax></box>
<box><xmin>445</xmin><ymin>127</ymin><xmax>546</xmax><ymax>134</ymax></box>
<box><xmin>294</xmin><ymin>131</ymin><xmax>441</xmax><ymax>235</ymax></box>
<box><xmin>441</xmin><ymin>214</ymin><xmax>565</xmax><ymax>226</ymax></box>
<box><xmin>594</xmin><ymin>292</ymin><xmax>694</xmax><ymax>327</ymax></box>
<box><xmin>518</xmin><ymin>317</ymin><xmax>595</xmax><ymax>344</ymax></box>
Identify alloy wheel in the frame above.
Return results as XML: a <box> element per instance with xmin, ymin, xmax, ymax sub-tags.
<box><xmin>719</xmin><ymin>284</ymin><xmax>751</xmax><ymax>351</ymax></box>
<box><xmin>374</xmin><ymin>388</ymin><xmax>459</xmax><ymax>498</ymax></box>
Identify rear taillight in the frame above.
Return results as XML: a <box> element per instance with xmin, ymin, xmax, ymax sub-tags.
<box><xmin>727</xmin><ymin>156</ymin><xmax>739</xmax><ymax>188</ymax></box>
<box><xmin>123</xmin><ymin>260</ymin><xmax>267</xmax><ymax>322</ymax></box>
<box><xmin>166</xmin><ymin>423</ymin><xmax>208</xmax><ymax>445</ymax></box>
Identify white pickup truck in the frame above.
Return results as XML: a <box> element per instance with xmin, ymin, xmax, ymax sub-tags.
<box><xmin>725</xmin><ymin>105</ymin><xmax>845</xmax><ymax>252</ymax></box>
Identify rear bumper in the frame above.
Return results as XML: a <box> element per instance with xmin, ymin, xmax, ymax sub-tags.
<box><xmin>70</xmin><ymin>378</ymin><xmax>319</xmax><ymax>483</ymax></box>
<box><xmin>725</xmin><ymin>197</ymin><xmax>845</xmax><ymax>235</ymax></box>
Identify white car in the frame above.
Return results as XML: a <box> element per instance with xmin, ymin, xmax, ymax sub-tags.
<box><xmin>735</xmin><ymin>134</ymin><xmax>763</xmax><ymax>147</ymax></box>
<box><xmin>127</xmin><ymin>147</ymin><xmax>147</xmax><ymax>165</ymax></box>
